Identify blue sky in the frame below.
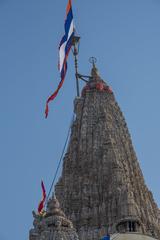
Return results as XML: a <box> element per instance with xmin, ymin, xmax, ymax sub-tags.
<box><xmin>0</xmin><ymin>0</ymin><xmax>160</xmax><ymax>239</ymax></box>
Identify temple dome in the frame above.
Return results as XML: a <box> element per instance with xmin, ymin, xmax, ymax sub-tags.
<box><xmin>111</xmin><ymin>233</ymin><xmax>158</xmax><ymax>240</ymax></box>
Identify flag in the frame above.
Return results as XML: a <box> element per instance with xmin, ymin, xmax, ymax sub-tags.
<box><xmin>38</xmin><ymin>181</ymin><xmax>46</xmax><ymax>214</ymax></box>
<box><xmin>45</xmin><ymin>0</ymin><xmax>74</xmax><ymax>118</ymax></box>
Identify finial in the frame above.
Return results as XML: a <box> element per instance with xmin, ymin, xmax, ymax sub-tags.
<box><xmin>52</xmin><ymin>191</ymin><xmax>56</xmax><ymax>199</ymax></box>
<box><xmin>89</xmin><ymin>57</ymin><xmax>97</xmax><ymax>68</ymax></box>
<box><xmin>51</xmin><ymin>193</ymin><xmax>60</xmax><ymax>208</ymax></box>
<box><xmin>89</xmin><ymin>57</ymin><xmax>100</xmax><ymax>79</ymax></box>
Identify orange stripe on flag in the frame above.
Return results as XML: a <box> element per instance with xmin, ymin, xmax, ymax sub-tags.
<box><xmin>66</xmin><ymin>0</ymin><xmax>72</xmax><ymax>15</ymax></box>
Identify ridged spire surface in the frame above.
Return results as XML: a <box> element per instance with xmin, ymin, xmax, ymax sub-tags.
<box><xmin>55</xmin><ymin>66</ymin><xmax>160</xmax><ymax>240</ymax></box>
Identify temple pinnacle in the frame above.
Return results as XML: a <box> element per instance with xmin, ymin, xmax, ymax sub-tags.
<box><xmin>89</xmin><ymin>57</ymin><xmax>100</xmax><ymax>79</ymax></box>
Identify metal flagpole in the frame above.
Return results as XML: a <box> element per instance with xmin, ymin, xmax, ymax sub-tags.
<box><xmin>72</xmin><ymin>35</ymin><xmax>80</xmax><ymax>97</ymax></box>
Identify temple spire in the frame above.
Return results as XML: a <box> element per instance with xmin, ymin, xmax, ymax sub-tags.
<box><xmin>55</xmin><ymin>65</ymin><xmax>160</xmax><ymax>239</ymax></box>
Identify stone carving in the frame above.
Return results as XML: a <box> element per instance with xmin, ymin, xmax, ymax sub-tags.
<box><xmin>55</xmin><ymin>65</ymin><xmax>160</xmax><ymax>239</ymax></box>
<box><xmin>29</xmin><ymin>195</ymin><xmax>79</xmax><ymax>240</ymax></box>
<box><xmin>29</xmin><ymin>64</ymin><xmax>160</xmax><ymax>240</ymax></box>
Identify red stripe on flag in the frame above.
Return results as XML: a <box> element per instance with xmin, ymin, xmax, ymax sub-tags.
<box><xmin>66</xmin><ymin>0</ymin><xmax>72</xmax><ymax>15</ymax></box>
<box><xmin>45</xmin><ymin>45</ymin><xmax>71</xmax><ymax>118</ymax></box>
<box><xmin>41</xmin><ymin>181</ymin><xmax>46</xmax><ymax>198</ymax></box>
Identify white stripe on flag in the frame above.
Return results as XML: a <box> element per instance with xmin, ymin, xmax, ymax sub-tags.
<box><xmin>67</xmin><ymin>20</ymin><xmax>74</xmax><ymax>41</ymax></box>
<box><xmin>59</xmin><ymin>20</ymin><xmax>74</xmax><ymax>73</ymax></box>
<box><xmin>59</xmin><ymin>41</ymin><xmax>66</xmax><ymax>72</ymax></box>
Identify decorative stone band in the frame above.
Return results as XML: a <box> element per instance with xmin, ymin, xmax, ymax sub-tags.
<box><xmin>81</xmin><ymin>80</ymin><xmax>113</xmax><ymax>96</ymax></box>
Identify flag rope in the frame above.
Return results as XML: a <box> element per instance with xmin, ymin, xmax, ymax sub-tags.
<box><xmin>45</xmin><ymin>113</ymin><xmax>75</xmax><ymax>206</ymax></box>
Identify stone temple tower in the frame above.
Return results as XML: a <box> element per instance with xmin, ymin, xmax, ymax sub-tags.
<box><xmin>55</xmin><ymin>64</ymin><xmax>160</xmax><ymax>239</ymax></box>
<box><xmin>29</xmin><ymin>63</ymin><xmax>160</xmax><ymax>240</ymax></box>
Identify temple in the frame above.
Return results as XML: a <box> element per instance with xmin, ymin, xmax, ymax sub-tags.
<box><xmin>29</xmin><ymin>63</ymin><xmax>160</xmax><ymax>240</ymax></box>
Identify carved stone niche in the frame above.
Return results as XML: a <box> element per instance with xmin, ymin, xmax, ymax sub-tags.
<box><xmin>116</xmin><ymin>217</ymin><xmax>141</xmax><ymax>233</ymax></box>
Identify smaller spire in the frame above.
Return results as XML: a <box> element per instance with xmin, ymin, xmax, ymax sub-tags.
<box><xmin>46</xmin><ymin>194</ymin><xmax>65</xmax><ymax>217</ymax></box>
<box><xmin>30</xmin><ymin>194</ymin><xmax>79</xmax><ymax>240</ymax></box>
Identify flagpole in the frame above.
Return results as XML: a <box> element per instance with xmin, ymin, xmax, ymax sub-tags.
<box><xmin>72</xmin><ymin>35</ymin><xmax>80</xmax><ymax>97</ymax></box>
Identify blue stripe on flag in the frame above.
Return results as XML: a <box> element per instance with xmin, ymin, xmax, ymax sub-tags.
<box><xmin>59</xmin><ymin>35</ymin><xmax>67</xmax><ymax>49</ymax></box>
<box><xmin>61</xmin><ymin>62</ymin><xmax>67</xmax><ymax>80</ymax></box>
<box><xmin>65</xmin><ymin>8</ymin><xmax>73</xmax><ymax>37</ymax></box>
<box><xmin>59</xmin><ymin>9</ymin><xmax>73</xmax><ymax>49</ymax></box>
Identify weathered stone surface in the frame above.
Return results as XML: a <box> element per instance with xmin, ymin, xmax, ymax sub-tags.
<box><xmin>55</xmin><ymin>65</ymin><xmax>160</xmax><ymax>239</ymax></box>
<box><xmin>29</xmin><ymin>195</ymin><xmax>79</xmax><ymax>240</ymax></box>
